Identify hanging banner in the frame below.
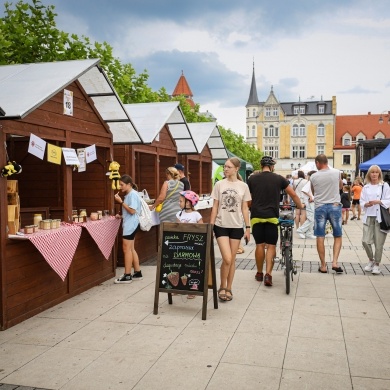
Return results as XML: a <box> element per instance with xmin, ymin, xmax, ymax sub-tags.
<box><xmin>77</xmin><ymin>148</ymin><xmax>86</xmax><ymax>172</ymax></box>
<box><xmin>85</xmin><ymin>144</ymin><xmax>97</xmax><ymax>163</ymax></box>
<box><xmin>62</xmin><ymin>148</ymin><xmax>79</xmax><ymax>166</ymax></box>
<box><xmin>28</xmin><ymin>133</ymin><xmax>46</xmax><ymax>160</ymax></box>
<box><xmin>47</xmin><ymin>143</ymin><xmax>62</xmax><ymax>165</ymax></box>
<box><xmin>63</xmin><ymin>89</ymin><xmax>73</xmax><ymax>116</ymax></box>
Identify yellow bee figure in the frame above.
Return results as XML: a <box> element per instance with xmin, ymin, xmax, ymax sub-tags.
<box><xmin>108</xmin><ymin>161</ymin><xmax>121</xmax><ymax>190</ymax></box>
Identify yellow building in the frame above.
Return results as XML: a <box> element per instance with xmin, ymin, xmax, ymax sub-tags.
<box><xmin>246</xmin><ymin>66</ymin><xmax>336</xmax><ymax>176</ymax></box>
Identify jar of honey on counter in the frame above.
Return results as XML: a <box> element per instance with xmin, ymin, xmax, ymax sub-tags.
<box><xmin>42</xmin><ymin>219</ymin><xmax>51</xmax><ymax>230</ymax></box>
<box><xmin>24</xmin><ymin>225</ymin><xmax>34</xmax><ymax>234</ymax></box>
<box><xmin>90</xmin><ymin>212</ymin><xmax>98</xmax><ymax>221</ymax></box>
<box><xmin>34</xmin><ymin>214</ymin><xmax>42</xmax><ymax>227</ymax></box>
<box><xmin>79</xmin><ymin>209</ymin><xmax>87</xmax><ymax>217</ymax></box>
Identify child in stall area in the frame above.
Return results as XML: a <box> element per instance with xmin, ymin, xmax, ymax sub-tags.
<box><xmin>175</xmin><ymin>191</ymin><xmax>203</xmax><ymax>299</ymax></box>
<box><xmin>340</xmin><ymin>185</ymin><xmax>351</xmax><ymax>225</ymax></box>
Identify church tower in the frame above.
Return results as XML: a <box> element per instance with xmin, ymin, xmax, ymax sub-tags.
<box><xmin>172</xmin><ymin>71</ymin><xmax>195</xmax><ymax>107</ymax></box>
<box><xmin>246</xmin><ymin>63</ymin><xmax>260</xmax><ymax>147</ymax></box>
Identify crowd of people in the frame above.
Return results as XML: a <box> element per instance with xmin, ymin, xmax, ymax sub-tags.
<box><xmin>111</xmin><ymin>156</ymin><xmax>390</xmax><ymax>300</ymax></box>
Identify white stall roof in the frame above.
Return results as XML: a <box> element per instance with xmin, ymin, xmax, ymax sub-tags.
<box><xmin>123</xmin><ymin>101</ymin><xmax>198</xmax><ymax>153</ymax></box>
<box><xmin>0</xmin><ymin>59</ymin><xmax>142</xmax><ymax>143</ymax></box>
<box><xmin>205</xmin><ymin>124</ymin><xmax>229</xmax><ymax>160</ymax></box>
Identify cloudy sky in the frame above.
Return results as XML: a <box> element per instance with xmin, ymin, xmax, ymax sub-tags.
<box><xmin>2</xmin><ymin>0</ymin><xmax>390</xmax><ymax>134</ymax></box>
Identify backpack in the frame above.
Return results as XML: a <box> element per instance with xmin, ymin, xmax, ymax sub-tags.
<box><xmin>137</xmin><ymin>195</ymin><xmax>153</xmax><ymax>231</ymax></box>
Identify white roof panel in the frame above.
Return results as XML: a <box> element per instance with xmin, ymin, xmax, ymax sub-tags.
<box><xmin>207</xmin><ymin>125</ymin><xmax>228</xmax><ymax>160</ymax></box>
<box><xmin>0</xmin><ymin>59</ymin><xmax>141</xmax><ymax>143</ymax></box>
<box><xmin>124</xmin><ymin>102</ymin><xmax>198</xmax><ymax>153</ymax></box>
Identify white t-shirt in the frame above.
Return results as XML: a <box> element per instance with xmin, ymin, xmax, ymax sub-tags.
<box><xmin>176</xmin><ymin>210</ymin><xmax>202</xmax><ymax>224</ymax></box>
<box><xmin>211</xmin><ymin>179</ymin><xmax>251</xmax><ymax>228</ymax></box>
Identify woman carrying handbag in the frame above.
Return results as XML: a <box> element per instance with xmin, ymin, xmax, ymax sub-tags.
<box><xmin>360</xmin><ymin>165</ymin><xmax>390</xmax><ymax>275</ymax></box>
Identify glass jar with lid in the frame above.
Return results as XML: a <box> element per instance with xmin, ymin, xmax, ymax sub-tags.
<box><xmin>79</xmin><ymin>209</ymin><xmax>87</xmax><ymax>217</ymax></box>
<box><xmin>34</xmin><ymin>213</ymin><xmax>42</xmax><ymax>226</ymax></box>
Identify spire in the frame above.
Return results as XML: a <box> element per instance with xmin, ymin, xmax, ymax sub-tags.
<box><xmin>172</xmin><ymin>71</ymin><xmax>195</xmax><ymax>107</ymax></box>
<box><xmin>246</xmin><ymin>62</ymin><xmax>259</xmax><ymax>106</ymax></box>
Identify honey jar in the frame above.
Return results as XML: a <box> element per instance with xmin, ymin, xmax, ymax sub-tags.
<box><xmin>42</xmin><ymin>219</ymin><xmax>51</xmax><ymax>230</ymax></box>
<box><xmin>34</xmin><ymin>214</ymin><xmax>42</xmax><ymax>227</ymax></box>
<box><xmin>79</xmin><ymin>209</ymin><xmax>87</xmax><ymax>217</ymax></box>
<box><xmin>90</xmin><ymin>212</ymin><xmax>98</xmax><ymax>221</ymax></box>
<box><xmin>97</xmin><ymin>210</ymin><xmax>102</xmax><ymax>220</ymax></box>
<box><xmin>24</xmin><ymin>225</ymin><xmax>34</xmax><ymax>234</ymax></box>
<box><xmin>33</xmin><ymin>224</ymin><xmax>39</xmax><ymax>233</ymax></box>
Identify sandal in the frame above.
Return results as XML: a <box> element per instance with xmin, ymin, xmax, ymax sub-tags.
<box><xmin>225</xmin><ymin>289</ymin><xmax>233</xmax><ymax>301</ymax></box>
<box><xmin>218</xmin><ymin>288</ymin><xmax>227</xmax><ymax>301</ymax></box>
<box><xmin>237</xmin><ymin>247</ymin><xmax>245</xmax><ymax>254</ymax></box>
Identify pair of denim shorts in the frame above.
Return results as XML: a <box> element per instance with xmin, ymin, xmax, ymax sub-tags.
<box><xmin>314</xmin><ymin>203</ymin><xmax>342</xmax><ymax>237</ymax></box>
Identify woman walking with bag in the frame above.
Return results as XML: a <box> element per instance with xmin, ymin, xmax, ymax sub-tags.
<box><xmin>360</xmin><ymin>165</ymin><xmax>390</xmax><ymax>275</ymax></box>
<box><xmin>150</xmin><ymin>167</ymin><xmax>184</xmax><ymax>222</ymax></box>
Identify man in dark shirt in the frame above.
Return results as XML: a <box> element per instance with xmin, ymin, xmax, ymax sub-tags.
<box><xmin>174</xmin><ymin>163</ymin><xmax>191</xmax><ymax>190</ymax></box>
<box><xmin>248</xmin><ymin>156</ymin><xmax>303</xmax><ymax>287</ymax></box>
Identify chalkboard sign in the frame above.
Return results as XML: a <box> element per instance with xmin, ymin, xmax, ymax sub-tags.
<box><xmin>153</xmin><ymin>222</ymin><xmax>217</xmax><ymax>320</ymax></box>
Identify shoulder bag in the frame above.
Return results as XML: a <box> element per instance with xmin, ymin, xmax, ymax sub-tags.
<box><xmin>379</xmin><ymin>185</ymin><xmax>390</xmax><ymax>232</ymax></box>
<box><xmin>155</xmin><ymin>181</ymin><xmax>179</xmax><ymax>213</ymax></box>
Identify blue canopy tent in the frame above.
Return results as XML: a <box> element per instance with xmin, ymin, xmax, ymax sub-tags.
<box><xmin>359</xmin><ymin>144</ymin><xmax>390</xmax><ymax>171</ymax></box>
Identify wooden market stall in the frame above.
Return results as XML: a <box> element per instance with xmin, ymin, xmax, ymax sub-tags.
<box><xmin>0</xmin><ymin>59</ymin><xmax>142</xmax><ymax>330</ymax></box>
<box><xmin>114</xmin><ymin>102</ymin><xmax>219</xmax><ymax>265</ymax></box>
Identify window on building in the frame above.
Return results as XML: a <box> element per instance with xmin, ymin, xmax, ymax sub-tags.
<box><xmin>265</xmin><ymin>107</ymin><xmax>271</xmax><ymax>117</ymax></box>
<box><xmin>292</xmin><ymin>124</ymin><xmax>299</xmax><ymax>137</ymax></box>
<box><xmin>264</xmin><ymin>146</ymin><xmax>279</xmax><ymax>158</ymax></box>
<box><xmin>299</xmin><ymin>124</ymin><xmax>306</xmax><ymax>136</ymax></box>
<box><xmin>293</xmin><ymin>106</ymin><xmax>299</xmax><ymax>115</ymax></box>
<box><xmin>318</xmin><ymin>105</ymin><xmax>325</xmax><ymax>114</ymax></box>
<box><xmin>247</xmin><ymin>126</ymin><xmax>249</xmax><ymax>138</ymax></box>
<box><xmin>292</xmin><ymin>146</ymin><xmax>298</xmax><ymax>158</ymax></box>
<box><xmin>317</xmin><ymin>145</ymin><xmax>325</xmax><ymax>155</ymax></box>
<box><xmin>252</xmin><ymin>125</ymin><xmax>256</xmax><ymax>137</ymax></box>
<box><xmin>273</xmin><ymin>107</ymin><xmax>278</xmax><ymax>116</ymax></box>
<box><xmin>264</xmin><ymin>127</ymin><xmax>268</xmax><ymax>137</ymax></box>
<box><xmin>343</xmin><ymin>138</ymin><xmax>351</xmax><ymax>146</ymax></box>
<box><xmin>299</xmin><ymin>146</ymin><xmax>306</xmax><ymax>158</ymax></box>
<box><xmin>247</xmin><ymin>109</ymin><xmax>249</xmax><ymax>117</ymax></box>
<box><xmin>343</xmin><ymin>155</ymin><xmax>351</xmax><ymax>165</ymax></box>
<box><xmin>252</xmin><ymin>108</ymin><xmax>256</xmax><ymax>117</ymax></box>
<box><xmin>299</xmin><ymin>106</ymin><xmax>305</xmax><ymax>114</ymax></box>
<box><xmin>317</xmin><ymin>123</ymin><xmax>325</xmax><ymax>136</ymax></box>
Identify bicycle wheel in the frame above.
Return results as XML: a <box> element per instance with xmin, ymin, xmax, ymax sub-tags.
<box><xmin>285</xmin><ymin>249</ymin><xmax>291</xmax><ymax>294</ymax></box>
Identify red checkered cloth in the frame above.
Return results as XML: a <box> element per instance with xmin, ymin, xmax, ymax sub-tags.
<box><xmin>28</xmin><ymin>224</ymin><xmax>82</xmax><ymax>281</ymax></box>
<box><xmin>79</xmin><ymin>217</ymin><xmax>121</xmax><ymax>260</ymax></box>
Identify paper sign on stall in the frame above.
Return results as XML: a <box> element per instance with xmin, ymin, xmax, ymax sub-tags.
<box><xmin>47</xmin><ymin>143</ymin><xmax>62</xmax><ymax>165</ymax></box>
<box><xmin>85</xmin><ymin>144</ymin><xmax>97</xmax><ymax>163</ymax></box>
<box><xmin>77</xmin><ymin>148</ymin><xmax>86</xmax><ymax>172</ymax></box>
<box><xmin>63</xmin><ymin>89</ymin><xmax>73</xmax><ymax>116</ymax></box>
<box><xmin>62</xmin><ymin>148</ymin><xmax>79</xmax><ymax>165</ymax></box>
<box><xmin>28</xmin><ymin>133</ymin><xmax>46</xmax><ymax>160</ymax></box>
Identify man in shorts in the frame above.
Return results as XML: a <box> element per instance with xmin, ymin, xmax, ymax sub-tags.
<box><xmin>248</xmin><ymin>156</ymin><xmax>303</xmax><ymax>287</ymax></box>
<box><xmin>310</xmin><ymin>154</ymin><xmax>343</xmax><ymax>273</ymax></box>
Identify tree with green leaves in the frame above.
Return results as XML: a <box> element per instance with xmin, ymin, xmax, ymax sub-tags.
<box><xmin>219</xmin><ymin>125</ymin><xmax>263</xmax><ymax>171</ymax></box>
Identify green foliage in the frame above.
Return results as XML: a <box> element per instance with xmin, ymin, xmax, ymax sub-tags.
<box><xmin>219</xmin><ymin>126</ymin><xmax>263</xmax><ymax>170</ymax></box>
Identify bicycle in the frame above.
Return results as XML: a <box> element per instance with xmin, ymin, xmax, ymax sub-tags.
<box><xmin>278</xmin><ymin>206</ymin><xmax>297</xmax><ymax>294</ymax></box>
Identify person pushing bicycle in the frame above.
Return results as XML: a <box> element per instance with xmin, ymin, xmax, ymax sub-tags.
<box><xmin>248</xmin><ymin>156</ymin><xmax>304</xmax><ymax>287</ymax></box>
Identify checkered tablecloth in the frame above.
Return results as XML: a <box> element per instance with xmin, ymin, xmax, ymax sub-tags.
<box><xmin>79</xmin><ymin>217</ymin><xmax>121</xmax><ymax>260</ymax></box>
<box><xmin>28</xmin><ymin>224</ymin><xmax>82</xmax><ymax>281</ymax></box>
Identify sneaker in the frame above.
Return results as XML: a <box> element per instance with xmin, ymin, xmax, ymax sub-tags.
<box><xmin>298</xmin><ymin>233</ymin><xmax>306</xmax><ymax>239</ymax></box>
<box><xmin>132</xmin><ymin>270</ymin><xmax>143</xmax><ymax>280</ymax></box>
<box><xmin>255</xmin><ymin>272</ymin><xmax>264</xmax><ymax>282</ymax></box>
<box><xmin>350</xmin><ymin>216</ymin><xmax>357</xmax><ymax>220</ymax></box>
<box><xmin>114</xmin><ymin>274</ymin><xmax>132</xmax><ymax>284</ymax></box>
<box><xmin>306</xmin><ymin>235</ymin><xmax>316</xmax><ymax>239</ymax></box>
<box><xmin>264</xmin><ymin>273</ymin><xmax>272</xmax><ymax>287</ymax></box>
<box><xmin>372</xmin><ymin>265</ymin><xmax>381</xmax><ymax>275</ymax></box>
<box><xmin>364</xmin><ymin>261</ymin><xmax>374</xmax><ymax>272</ymax></box>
